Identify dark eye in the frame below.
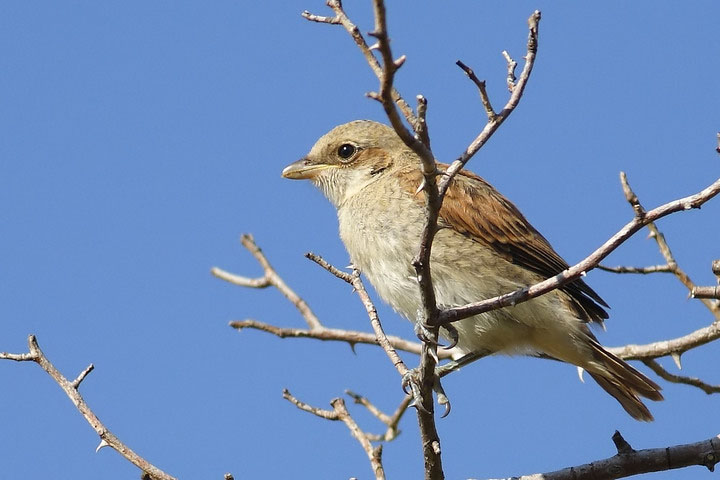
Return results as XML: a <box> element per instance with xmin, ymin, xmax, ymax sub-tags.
<box><xmin>337</xmin><ymin>143</ymin><xmax>356</xmax><ymax>160</ymax></box>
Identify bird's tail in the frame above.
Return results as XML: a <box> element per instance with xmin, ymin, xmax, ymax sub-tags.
<box><xmin>586</xmin><ymin>340</ymin><xmax>663</xmax><ymax>421</ymax></box>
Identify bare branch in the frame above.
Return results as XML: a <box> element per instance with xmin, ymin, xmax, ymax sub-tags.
<box><xmin>348</xmin><ymin>268</ymin><xmax>412</xmax><ymax>378</ymax></box>
<box><xmin>415</xmin><ymin>94</ymin><xmax>430</xmax><ymax>149</ymax></box>
<box><xmin>619</xmin><ymin>174</ymin><xmax>720</xmax><ymax>318</ymax></box>
<box><xmin>305</xmin><ymin>252</ymin><xmax>412</xmax><ymax>377</ymax></box>
<box><xmin>305</xmin><ymin>252</ymin><xmax>354</xmax><ymax>283</ymax></box>
<box><xmin>455</xmin><ymin>60</ymin><xmax>496</xmax><ymax>121</ymax></box>
<box><xmin>302</xmin><ymin>0</ymin><xmax>417</xmax><ymax>127</ymax></box>
<box><xmin>487</xmin><ymin>433</ymin><xmax>720</xmax><ymax>480</ymax></box>
<box><xmin>0</xmin><ymin>336</ymin><xmax>176</xmax><ymax>480</ymax></box>
<box><xmin>608</xmin><ymin>320</ymin><xmax>720</xmax><ymax>360</ymax></box>
<box><xmin>283</xmin><ymin>389</ymin><xmax>386</xmax><ymax>480</ymax></box>
<box><xmin>642</xmin><ymin>359</ymin><xmax>720</xmax><ymax>394</ymax></box>
<box><xmin>212</xmin><ymin>234</ymin><xmax>322</xmax><ymax>330</ymax></box>
<box><xmin>501</xmin><ymin>50</ymin><xmax>518</xmax><ymax>91</ymax></box>
<box><xmin>345</xmin><ymin>390</ymin><xmax>412</xmax><ymax>442</ymax></box>
<box><xmin>229</xmin><ymin>318</ymin><xmax>453</xmax><ymax>359</ymax></box>
<box><xmin>692</xmin><ymin>285</ymin><xmax>720</xmax><ymax>299</ymax></box>
<box><xmin>283</xmin><ymin>388</ymin><xmax>338</xmax><ymax>420</ymax></box>
<box><xmin>597</xmin><ymin>264</ymin><xmax>673</xmax><ymax>274</ymax></box>
<box><xmin>620</xmin><ymin>171</ymin><xmax>646</xmax><ymax>218</ymax></box>
<box><xmin>440</xmin><ymin>176</ymin><xmax>720</xmax><ymax>326</ymax></box>
<box><xmin>438</xmin><ymin>11</ymin><xmax>541</xmax><ymax>201</ymax></box>
<box><xmin>300</xmin><ymin>10</ymin><xmax>340</xmax><ymax>24</ymax></box>
<box><xmin>71</xmin><ymin>363</ymin><xmax>95</xmax><ymax>389</ymax></box>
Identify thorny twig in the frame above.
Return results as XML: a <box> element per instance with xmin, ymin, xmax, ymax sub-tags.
<box><xmin>283</xmin><ymin>389</ymin><xmax>386</xmax><ymax>480</ymax></box>
<box><xmin>0</xmin><ymin>336</ymin><xmax>177</xmax><ymax>480</ymax></box>
<box><xmin>488</xmin><ymin>432</ymin><xmax>720</xmax><ymax>480</ymax></box>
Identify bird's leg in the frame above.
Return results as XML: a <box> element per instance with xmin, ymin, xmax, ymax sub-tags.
<box><xmin>401</xmin><ymin>368</ymin><xmax>431</xmax><ymax>414</ymax></box>
<box><xmin>435</xmin><ymin>349</ymin><xmax>492</xmax><ymax>378</ymax></box>
<box><xmin>406</xmin><ymin>311</ymin><xmax>460</xmax><ymax>417</ymax></box>
<box><xmin>413</xmin><ymin>318</ymin><xmax>437</xmax><ymax>345</ymax></box>
<box><xmin>401</xmin><ymin>365</ymin><xmax>453</xmax><ymax>417</ymax></box>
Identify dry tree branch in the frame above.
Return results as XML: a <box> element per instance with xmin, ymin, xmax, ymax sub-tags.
<box><xmin>439</xmin><ymin>176</ymin><xmax>720</xmax><ymax>326</ymax></box>
<box><xmin>608</xmin><ymin>320</ymin><xmax>720</xmax><ymax>361</ymax></box>
<box><xmin>0</xmin><ymin>335</ymin><xmax>176</xmax><ymax>480</ymax></box>
<box><xmin>439</xmin><ymin>11</ymin><xmax>541</xmax><ymax>201</ymax></box>
<box><xmin>617</xmin><ymin>172</ymin><xmax>720</xmax><ymax>319</ymax></box>
<box><xmin>641</xmin><ymin>359</ymin><xmax>720</xmax><ymax>394</ymax></box>
<box><xmin>283</xmin><ymin>389</ymin><xmax>386</xmax><ymax>480</ymax></box>
<box><xmin>306</xmin><ymin>253</ymin><xmax>410</xmax><ymax>378</ymax></box>
<box><xmin>692</xmin><ymin>285</ymin><xmax>720</xmax><ymax>300</ymax></box>
<box><xmin>345</xmin><ymin>390</ymin><xmax>413</xmax><ymax>442</ymax></box>
<box><xmin>229</xmin><ymin>318</ymin><xmax>453</xmax><ymax>359</ymax></box>
<box><xmin>212</xmin><ymin>234</ymin><xmax>322</xmax><ymax>330</ymax></box>
<box><xmin>455</xmin><ymin>60</ymin><xmax>496</xmax><ymax>121</ymax></box>
<box><xmin>486</xmin><ymin>431</ymin><xmax>720</xmax><ymax>480</ymax></box>
<box><xmin>302</xmin><ymin>0</ymin><xmax>417</xmax><ymax>128</ymax></box>
<box><xmin>597</xmin><ymin>264</ymin><xmax>674</xmax><ymax>274</ymax></box>
<box><xmin>215</xmin><ymin>235</ymin><xmax>457</xmax><ymax>356</ymax></box>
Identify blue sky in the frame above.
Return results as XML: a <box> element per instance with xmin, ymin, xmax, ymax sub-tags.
<box><xmin>1</xmin><ymin>1</ymin><xmax>719</xmax><ymax>479</ymax></box>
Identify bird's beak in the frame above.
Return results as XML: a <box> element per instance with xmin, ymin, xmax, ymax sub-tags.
<box><xmin>281</xmin><ymin>157</ymin><xmax>331</xmax><ymax>180</ymax></box>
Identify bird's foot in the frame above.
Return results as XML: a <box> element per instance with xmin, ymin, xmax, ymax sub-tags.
<box><xmin>435</xmin><ymin>349</ymin><xmax>493</xmax><ymax>378</ymax></box>
<box><xmin>413</xmin><ymin>319</ymin><xmax>459</xmax><ymax>350</ymax></box>
<box><xmin>402</xmin><ymin>367</ymin><xmax>452</xmax><ymax>418</ymax></box>
<box><xmin>413</xmin><ymin>320</ymin><xmax>437</xmax><ymax>345</ymax></box>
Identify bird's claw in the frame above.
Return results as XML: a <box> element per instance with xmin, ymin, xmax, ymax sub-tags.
<box><xmin>401</xmin><ymin>368</ymin><xmax>452</xmax><ymax>417</ymax></box>
<box><xmin>440</xmin><ymin>324</ymin><xmax>459</xmax><ymax>350</ymax></box>
<box><xmin>402</xmin><ymin>369</ymin><xmax>431</xmax><ymax>414</ymax></box>
<box><xmin>434</xmin><ymin>378</ymin><xmax>451</xmax><ymax>417</ymax></box>
<box><xmin>415</xmin><ymin>321</ymin><xmax>458</xmax><ymax>350</ymax></box>
<box><xmin>414</xmin><ymin>321</ymin><xmax>439</xmax><ymax>345</ymax></box>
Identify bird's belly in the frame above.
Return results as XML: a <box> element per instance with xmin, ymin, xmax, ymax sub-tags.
<box><xmin>344</xmin><ymin>237</ymin><xmax>535</xmax><ymax>355</ymax></box>
<box><xmin>338</xmin><ymin>206</ymin><xmax>576</xmax><ymax>358</ymax></box>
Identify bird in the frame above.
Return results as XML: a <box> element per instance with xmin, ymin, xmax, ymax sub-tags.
<box><xmin>282</xmin><ymin>120</ymin><xmax>663</xmax><ymax>421</ymax></box>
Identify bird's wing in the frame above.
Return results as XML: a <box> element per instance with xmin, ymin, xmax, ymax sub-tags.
<box><xmin>401</xmin><ymin>163</ymin><xmax>608</xmax><ymax>324</ymax></box>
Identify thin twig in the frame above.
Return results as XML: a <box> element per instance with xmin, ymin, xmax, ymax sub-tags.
<box><xmin>608</xmin><ymin>320</ymin><xmax>720</xmax><ymax>361</ymax></box>
<box><xmin>501</xmin><ymin>50</ymin><xmax>518</xmax><ymax>91</ymax></box>
<box><xmin>619</xmin><ymin>173</ymin><xmax>720</xmax><ymax>318</ymax></box>
<box><xmin>455</xmin><ymin>60</ymin><xmax>496</xmax><ymax>121</ymax></box>
<box><xmin>229</xmin><ymin>318</ymin><xmax>453</xmax><ymax>359</ymax></box>
<box><xmin>283</xmin><ymin>389</ymin><xmax>386</xmax><ymax>480</ymax></box>
<box><xmin>300</xmin><ymin>10</ymin><xmax>340</xmax><ymax>24</ymax></box>
<box><xmin>305</xmin><ymin>253</ymin><xmax>411</xmax><ymax>377</ymax></box>
<box><xmin>212</xmin><ymin>234</ymin><xmax>322</xmax><ymax>330</ymax></box>
<box><xmin>641</xmin><ymin>359</ymin><xmax>720</xmax><ymax>394</ymax></box>
<box><xmin>416</xmin><ymin>95</ymin><xmax>430</xmax><ymax>149</ymax></box>
<box><xmin>302</xmin><ymin>0</ymin><xmax>417</xmax><ymax>127</ymax></box>
<box><xmin>620</xmin><ymin>172</ymin><xmax>720</xmax><ymax>320</ymax></box>
<box><xmin>71</xmin><ymin>363</ymin><xmax>95</xmax><ymax>389</ymax></box>
<box><xmin>438</xmin><ymin>11</ymin><xmax>541</xmax><ymax>202</ymax></box>
<box><xmin>0</xmin><ymin>336</ymin><xmax>176</xmax><ymax>480</ymax></box>
<box><xmin>305</xmin><ymin>252</ymin><xmax>354</xmax><ymax>282</ymax></box>
<box><xmin>345</xmin><ymin>390</ymin><xmax>412</xmax><ymax>442</ymax></box>
<box><xmin>597</xmin><ymin>264</ymin><xmax>673</xmax><ymax>274</ymax></box>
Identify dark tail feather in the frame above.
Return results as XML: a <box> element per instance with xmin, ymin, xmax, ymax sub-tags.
<box><xmin>588</xmin><ymin>340</ymin><xmax>663</xmax><ymax>421</ymax></box>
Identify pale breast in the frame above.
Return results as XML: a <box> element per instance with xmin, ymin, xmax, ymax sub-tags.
<box><xmin>335</xmin><ymin>181</ymin><xmax>584</xmax><ymax>357</ymax></box>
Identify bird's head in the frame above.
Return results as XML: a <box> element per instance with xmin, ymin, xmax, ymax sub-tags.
<box><xmin>282</xmin><ymin>120</ymin><xmax>409</xmax><ymax>207</ymax></box>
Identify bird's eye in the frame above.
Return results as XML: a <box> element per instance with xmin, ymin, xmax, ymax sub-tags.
<box><xmin>337</xmin><ymin>143</ymin><xmax>357</xmax><ymax>160</ymax></box>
